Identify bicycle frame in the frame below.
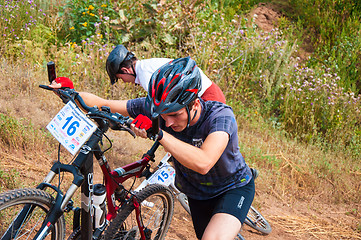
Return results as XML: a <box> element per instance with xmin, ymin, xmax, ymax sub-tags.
<box><xmin>134</xmin><ymin>153</ymin><xmax>190</xmax><ymax>214</ymax></box>
<box><xmin>99</xmin><ymin>141</ymin><xmax>160</xmax><ymax>224</ymax></box>
<box><xmin>33</xmin><ymin>128</ymin><xmax>104</xmax><ymax>240</ymax></box>
<box><xmin>32</xmin><ymin>134</ymin><xmax>161</xmax><ymax>240</ymax></box>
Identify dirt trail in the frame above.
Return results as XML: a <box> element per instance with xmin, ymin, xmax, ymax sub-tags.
<box><xmin>165</xmin><ymin>183</ymin><xmax>360</xmax><ymax>240</ymax></box>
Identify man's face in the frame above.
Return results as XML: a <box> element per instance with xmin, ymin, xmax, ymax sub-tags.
<box><xmin>160</xmin><ymin>107</ymin><xmax>189</xmax><ymax>132</ymax></box>
<box><xmin>115</xmin><ymin>72</ymin><xmax>135</xmax><ymax>83</ymax></box>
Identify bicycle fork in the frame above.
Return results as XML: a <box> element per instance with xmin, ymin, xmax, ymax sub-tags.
<box><xmin>34</xmin><ymin>164</ymin><xmax>84</xmax><ymax>239</ymax></box>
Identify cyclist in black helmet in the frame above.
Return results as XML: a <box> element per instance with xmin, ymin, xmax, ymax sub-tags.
<box><xmin>106</xmin><ymin>44</ymin><xmax>226</xmax><ymax>104</ymax></box>
<box><xmin>106</xmin><ymin>45</ymin><xmax>137</xmax><ymax>85</ymax></box>
<box><xmin>51</xmin><ymin>57</ymin><xmax>254</xmax><ymax>240</ymax></box>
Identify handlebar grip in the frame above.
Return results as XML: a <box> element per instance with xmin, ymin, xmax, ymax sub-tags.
<box><xmin>47</xmin><ymin>61</ymin><xmax>56</xmax><ymax>83</ymax></box>
<box><xmin>151</xmin><ymin>117</ymin><xmax>159</xmax><ymax>136</ymax></box>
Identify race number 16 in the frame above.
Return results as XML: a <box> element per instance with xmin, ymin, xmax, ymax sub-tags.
<box><xmin>62</xmin><ymin>116</ymin><xmax>80</xmax><ymax>136</ymax></box>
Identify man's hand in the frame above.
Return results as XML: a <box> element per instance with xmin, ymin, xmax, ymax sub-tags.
<box><xmin>130</xmin><ymin>114</ymin><xmax>163</xmax><ymax>140</ymax></box>
<box><xmin>131</xmin><ymin>114</ymin><xmax>152</xmax><ymax>139</ymax></box>
<box><xmin>49</xmin><ymin>77</ymin><xmax>74</xmax><ymax>89</ymax></box>
<box><xmin>47</xmin><ymin>77</ymin><xmax>75</xmax><ymax>104</ymax></box>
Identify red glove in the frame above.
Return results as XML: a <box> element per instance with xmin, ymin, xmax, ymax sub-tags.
<box><xmin>55</xmin><ymin>77</ymin><xmax>74</xmax><ymax>89</ymax></box>
<box><xmin>131</xmin><ymin>114</ymin><xmax>152</xmax><ymax>130</ymax></box>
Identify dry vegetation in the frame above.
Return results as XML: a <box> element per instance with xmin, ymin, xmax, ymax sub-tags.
<box><xmin>1</xmin><ymin>58</ymin><xmax>360</xmax><ymax>240</ymax></box>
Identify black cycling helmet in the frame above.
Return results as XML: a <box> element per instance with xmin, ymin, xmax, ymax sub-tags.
<box><xmin>146</xmin><ymin>57</ymin><xmax>201</xmax><ymax>125</ymax></box>
<box><xmin>106</xmin><ymin>45</ymin><xmax>135</xmax><ymax>85</ymax></box>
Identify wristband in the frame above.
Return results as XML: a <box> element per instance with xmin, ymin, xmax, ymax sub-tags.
<box><xmin>157</xmin><ymin>129</ymin><xmax>163</xmax><ymax>141</ymax></box>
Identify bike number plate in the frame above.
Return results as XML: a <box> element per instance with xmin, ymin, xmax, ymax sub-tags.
<box><xmin>148</xmin><ymin>165</ymin><xmax>176</xmax><ymax>187</ymax></box>
<box><xmin>46</xmin><ymin>101</ymin><xmax>97</xmax><ymax>155</ymax></box>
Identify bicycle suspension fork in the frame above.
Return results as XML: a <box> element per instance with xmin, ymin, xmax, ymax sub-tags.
<box><xmin>32</xmin><ymin>131</ymin><xmax>102</xmax><ymax>240</ymax></box>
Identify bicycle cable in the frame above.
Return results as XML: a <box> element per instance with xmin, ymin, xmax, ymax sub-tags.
<box><xmin>101</xmin><ymin>132</ymin><xmax>112</xmax><ymax>153</ymax></box>
<box><xmin>93</xmin><ymin>131</ymin><xmax>138</xmax><ymax>200</ymax></box>
<box><xmin>56</xmin><ymin>143</ymin><xmax>65</xmax><ymax>189</ymax></box>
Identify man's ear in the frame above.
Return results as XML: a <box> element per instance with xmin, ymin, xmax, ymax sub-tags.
<box><xmin>120</xmin><ymin>66</ymin><xmax>132</xmax><ymax>74</ymax></box>
<box><xmin>192</xmin><ymin>98</ymin><xmax>201</xmax><ymax>110</ymax></box>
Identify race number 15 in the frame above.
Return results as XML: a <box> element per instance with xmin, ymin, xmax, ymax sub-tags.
<box><xmin>158</xmin><ymin>170</ymin><xmax>169</xmax><ymax>183</ymax></box>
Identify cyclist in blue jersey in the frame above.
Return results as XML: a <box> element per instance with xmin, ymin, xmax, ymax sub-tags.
<box><xmin>50</xmin><ymin>57</ymin><xmax>254</xmax><ymax>240</ymax></box>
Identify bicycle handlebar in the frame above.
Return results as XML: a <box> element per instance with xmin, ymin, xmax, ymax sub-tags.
<box><xmin>39</xmin><ymin>85</ymin><xmax>135</xmax><ymax>136</ymax></box>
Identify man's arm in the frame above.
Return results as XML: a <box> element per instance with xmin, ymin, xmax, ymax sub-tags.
<box><xmin>159</xmin><ymin>131</ymin><xmax>229</xmax><ymax>175</ymax></box>
<box><xmin>49</xmin><ymin>78</ymin><xmax>130</xmax><ymax>116</ymax></box>
<box><xmin>78</xmin><ymin>92</ymin><xmax>129</xmax><ymax>116</ymax></box>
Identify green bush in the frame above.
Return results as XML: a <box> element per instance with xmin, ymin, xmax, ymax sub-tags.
<box><xmin>0</xmin><ymin>167</ymin><xmax>19</xmax><ymax>191</ymax></box>
<box><xmin>58</xmin><ymin>0</ymin><xmax>118</xmax><ymax>44</ymax></box>
<box><xmin>279</xmin><ymin>65</ymin><xmax>361</xmax><ymax>153</ymax></box>
<box><xmin>0</xmin><ymin>0</ymin><xmax>50</xmax><ymax>56</ymax></box>
<box><xmin>0</xmin><ymin>0</ymin><xmax>46</xmax><ymax>42</ymax></box>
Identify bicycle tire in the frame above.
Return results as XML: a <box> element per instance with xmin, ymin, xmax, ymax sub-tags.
<box><xmin>67</xmin><ymin>227</ymin><xmax>81</xmax><ymax>240</ymax></box>
<box><xmin>235</xmin><ymin>233</ymin><xmax>245</xmax><ymax>240</ymax></box>
<box><xmin>105</xmin><ymin>184</ymin><xmax>174</xmax><ymax>240</ymax></box>
<box><xmin>67</xmin><ymin>227</ymin><xmax>105</xmax><ymax>240</ymax></box>
<box><xmin>0</xmin><ymin>188</ymin><xmax>66</xmax><ymax>240</ymax></box>
<box><xmin>244</xmin><ymin>206</ymin><xmax>271</xmax><ymax>234</ymax></box>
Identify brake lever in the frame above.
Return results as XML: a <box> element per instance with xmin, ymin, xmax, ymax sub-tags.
<box><xmin>123</xmin><ymin>125</ymin><xmax>136</xmax><ymax>138</ymax></box>
<box><xmin>108</xmin><ymin>121</ymin><xmax>136</xmax><ymax>138</ymax></box>
<box><xmin>39</xmin><ymin>84</ymin><xmax>54</xmax><ymax>90</ymax></box>
<box><xmin>112</xmin><ymin>113</ymin><xmax>136</xmax><ymax>138</ymax></box>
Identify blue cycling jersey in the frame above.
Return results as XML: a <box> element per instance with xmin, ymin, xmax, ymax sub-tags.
<box><xmin>127</xmin><ymin>98</ymin><xmax>252</xmax><ymax>200</ymax></box>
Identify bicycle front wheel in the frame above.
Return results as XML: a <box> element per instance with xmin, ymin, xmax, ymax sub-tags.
<box><xmin>0</xmin><ymin>188</ymin><xmax>66</xmax><ymax>240</ymax></box>
<box><xmin>105</xmin><ymin>184</ymin><xmax>174</xmax><ymax>240</ymax></box>
<box><xmin>235</xmin><ymin>233</ymin><xmax>245</xmax><ymax>240</ymax></box>
<box><xmin>244</xmin><ymin>205</ymin><xmax>271</xmax><ymax>234</ymax></box>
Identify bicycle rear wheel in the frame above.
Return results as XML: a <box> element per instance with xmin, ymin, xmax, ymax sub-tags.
<box><xmin>105</xmin><ymin>184</ymin><xmax>174</xmax><ymax>240</ymax></box>
<box><xmin>0</xmin><ymin>188</ymin><xmax>65</xmax><ymax>240</ymax></box>
<box><xmin>244</xmin><ymin>205</ymin><xmax>271</xmax><ymax>234</ymax></box>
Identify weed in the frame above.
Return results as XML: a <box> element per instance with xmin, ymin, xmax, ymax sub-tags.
<box><xmin>0</xmin><ymin>0</ymin><xmax>49</xmax><ymax>53</ymax></box>
<box><xmin>0</xmin><ymin>167</ymin><xmax>20</xmax><ymax>190</ymax></box>
<box><xmin>0</xmin><ymin>113</ymin><xmax>49</xmax><ymax>151</ymax></box>
<box><xmin>287</xmin><ymin>0</ymin><xmax>361</xmax><ymax>95</ymax></box>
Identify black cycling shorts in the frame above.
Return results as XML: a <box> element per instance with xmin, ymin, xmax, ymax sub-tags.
<box><xmin>188</xmin><ymin>178</ymin><xmax>255</xmax><ymax>239</ymax></box>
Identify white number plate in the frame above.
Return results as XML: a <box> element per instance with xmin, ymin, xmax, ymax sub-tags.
<box><xmin>148</xmin><ymin>165</ymin><xmax>176</xmax><ymax>187</ymax></box>
<box><xmin>46</xmin><ymin>101</ymin><xmax>97</xmax><ymax>155</ymax></box>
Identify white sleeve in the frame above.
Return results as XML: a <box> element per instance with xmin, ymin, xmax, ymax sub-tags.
<box><xmin>198</xmin><ymin>69</ymin><xmax>212</xmax><ymax>96</ymax></box>
<box><xmin>135</xmin><ymin>58</ymin><xmax>173</xmax><ymax>91</ymax></box>
<box><xmin>135</xmin><ymin>58</ymin><xmax>212</xmax><ymax>96</ymax></box>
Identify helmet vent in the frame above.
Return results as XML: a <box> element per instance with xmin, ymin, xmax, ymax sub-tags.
<box><xmin>155</xmin><ymin>84</ymin><xmax>164</xmax><ymax>102</ymax></box>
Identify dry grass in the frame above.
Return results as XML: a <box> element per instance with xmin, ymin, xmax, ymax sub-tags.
<box><xmin>270</xmin><ymin>214</ymin><xmax>361</xmax><ymax>239</ymax></box>
<box><xmin>238</xmin><ymin>118</ymin><xmax>361</xmax><ymax>204</ymax></box>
